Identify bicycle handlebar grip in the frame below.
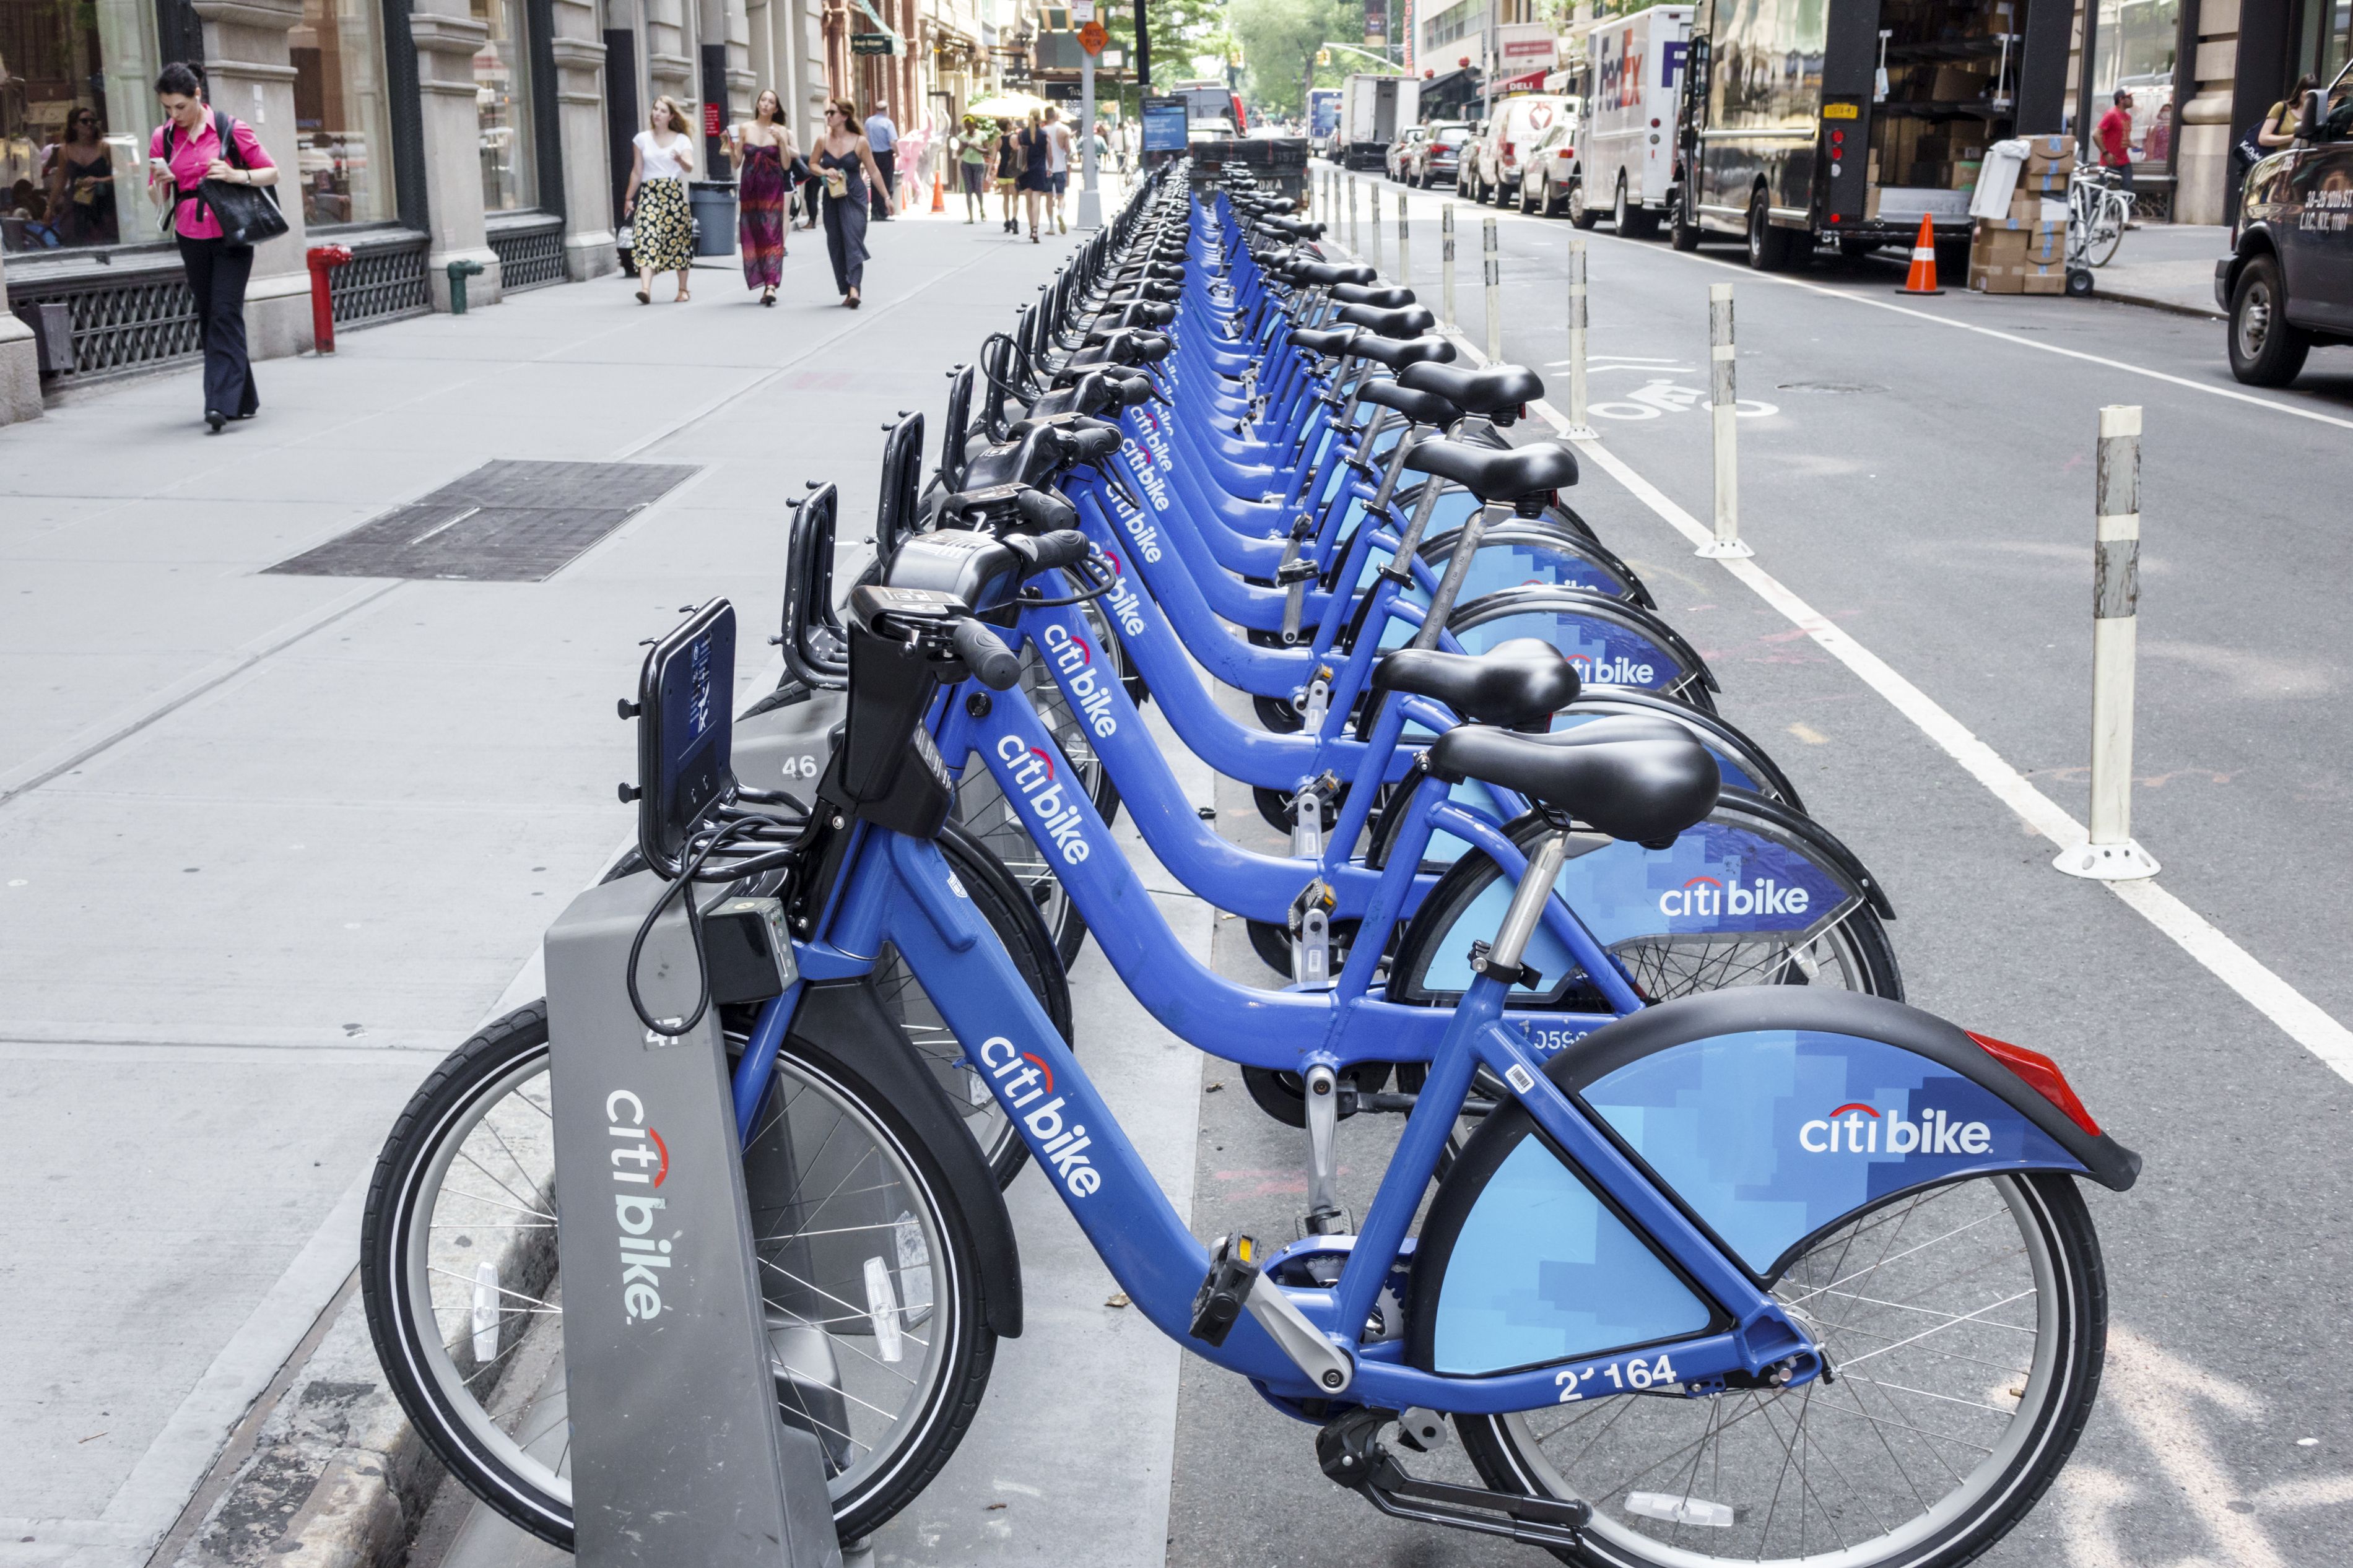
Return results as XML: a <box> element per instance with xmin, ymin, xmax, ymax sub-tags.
<box><xmin>951</xmin><ymin>618</ymin><xmax>1023</xmax><ymax>690</ymax></box>
<box><xmin>1023</xmin><ymin>529</ymin><xmax>1093</xmax><ymax>571</ymax></box>
<box><xmin>1013</xmin><ymin>488</ymin><xmax>1081</xmax><ymax>532</ymax></box>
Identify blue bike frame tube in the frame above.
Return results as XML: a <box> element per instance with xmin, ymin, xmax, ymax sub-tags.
<box><xmin>746</xmin><ymin>822</ymin><xmax>1816</xmax><ymax>1413</ymax></box>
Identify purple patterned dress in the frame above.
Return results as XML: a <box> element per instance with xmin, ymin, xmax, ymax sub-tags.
<box><xmin>737</xmin><ymin>141</ymin><xmax>787</xmax><ymax>288</ymax></box>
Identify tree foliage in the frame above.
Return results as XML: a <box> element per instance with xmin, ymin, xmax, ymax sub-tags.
<box><xmin>1227</xmin><ymin>0</ymin><xmax>1386</xmax><ymax>119</ymax></box>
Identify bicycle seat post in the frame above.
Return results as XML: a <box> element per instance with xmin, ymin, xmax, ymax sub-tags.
<box><xmin>1484</xmin><ymin>825</ymin><xmax>1576</xmax><ymax>984</ymax></box>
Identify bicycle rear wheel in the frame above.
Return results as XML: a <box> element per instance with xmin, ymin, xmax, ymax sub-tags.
<box><xmin>362</xmin><ymin>1003</ymin><xmax>998</xmax><ymax>1551</ymax></box>
<box><xmin>1456</xmin><ymin>1172</ymin><xmax>2107</xmax><ymax>1568</ymax></box>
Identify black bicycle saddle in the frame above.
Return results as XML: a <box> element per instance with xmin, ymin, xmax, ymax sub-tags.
<box><xmin>1330</xmin><ymin>282</ymin><xmax>1418</xmax><ymax>310</ymax></box>
<box><xmin>1405</xmin><ymin>437</ymin><xmax>1580</xmax><ymax>501</ymax></box>
<box><xmin>1357</xmin><ymin>379</ymin><xmax>1464</xmax><ymax>427</ymax></box>
<box><xmin>1371</xmin><ymin>638</ymin><xmax>1581</xmax><ymax>730</ymax></box>
<box><xmin>1427</xmin><ymin>716</ymin><xmax>1719</xmax><ymax>846</ymax></box>
<box><xmin>1349</xmin><ymin>333</ymin><xmax>1455</xmax><ymax>371</ymax></box>
<box><xmin>1297</xmin><ymin>261</ymin><xmax>1380</xmax><ymax>287</ymax></box>
<box><xmin>1399</xmin><ymin>362</ymin><xmax>1546</xmax><ymax>415</ymax></box>
<box><xmin>1287</xmin><ymin>326</ymin><xmax>1359</xmax><ymax>355</ymax></box>
<box><xmin>1334</xmin><ymin>303</ymin><xmax>1439</xmax><ymax>339</ymax></box>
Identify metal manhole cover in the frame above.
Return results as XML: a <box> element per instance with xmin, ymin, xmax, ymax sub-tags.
<box><xmin>1774</xmin><ymin>381</ymin><xmax>1885</xmax><ymax>394</ymax></box>
<box><xmin>266</xmin><ymin>460</ymin><xmax>699</xmax><ymax>581</ymax></box>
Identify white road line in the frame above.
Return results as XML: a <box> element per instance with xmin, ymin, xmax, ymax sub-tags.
<box><xmin>1410</xmin><ymin>299</ymin><xmax>2353</xmax><ymax>1086</ymax></box>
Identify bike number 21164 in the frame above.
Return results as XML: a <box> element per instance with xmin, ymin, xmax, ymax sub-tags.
<box><xmin>1556</xmin><ymin>1354</ymin><xmax>1676</xmax><ymax>1402</ymax></box>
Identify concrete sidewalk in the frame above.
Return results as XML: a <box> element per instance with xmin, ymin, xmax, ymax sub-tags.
<box><xmin>0</xmin><ymin>208</ymin><xmax>1090</xmax><ymax>1568</ymax></box>
<box><xmin>2085</xmin><ymin>221</ymin><xmax>2230</xmax><ymax>318</ymax></box>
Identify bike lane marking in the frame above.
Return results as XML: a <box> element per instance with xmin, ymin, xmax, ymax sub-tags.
<box><xmin>1406</xmin><ymin>299</ymin><xmax>2353</xmax><ymax>1086</ymax></box>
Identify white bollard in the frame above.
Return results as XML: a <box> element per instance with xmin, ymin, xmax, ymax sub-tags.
<box><xmin>1562</xmin><ymin>238</ymin><xmax>1594</xmax><ymax>438</ymax></box>
<box><xmin>1397</xmin><ymin>191</ymin><xmax>1410</xmax><ymax>287</ymax></box>
<box><xmin>1482</xmin><ymin>215</ymin><xmax>1501</xmax><ymax>362</ymax></box>
<box><xmin>2055</xmin><ymin>406</ymin><xmax>2160</xmax><ymax>880</ymax></box>
<box><xmin>1348</xmin><ymin>176</ymin><xmax>1359</xmax><ymax>254</ymax></box>
<box><xmin>1370</xmin><ymin>179</ymin><xmax>1382</xmax><ymax>272</ymax></box>
<box><xmin>1441</xmin><ymin>204</ymin><xmax>1456</xmax><ymax>328</ymax></box>
<box><xmin>1696</xmin><ymin>282</ymin><xmax>1753</xmax><ymax>559</ymax></box>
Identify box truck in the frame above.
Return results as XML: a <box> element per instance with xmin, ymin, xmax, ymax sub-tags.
<box><xmin>1669</xmin><ymin>0</ymin><xmax>2071</xmax><ymax>267</ymax></box>
<box><xmin>1341</xmin><ymin>74</ymin><xmax>1419</xmax><ymax>170</ymax></box>
<box><xmin>1566</xmin><ymin>6</ymin><xmax>1692</xmax><ymax>234</ymax></box>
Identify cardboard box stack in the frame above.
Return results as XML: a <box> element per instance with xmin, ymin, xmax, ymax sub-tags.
<box><xmin>1970</xmin><ymin>134</ymin><xmax>2073</xmax><ymax>294</ymax></box>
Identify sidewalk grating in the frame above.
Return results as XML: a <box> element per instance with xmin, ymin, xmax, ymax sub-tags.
<box><xmin>264</xmin><ymin>460</ymin><xmax>700</xmax><ymax>582</ymax></box>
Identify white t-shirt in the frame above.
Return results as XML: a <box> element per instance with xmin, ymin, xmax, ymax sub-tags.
<box><xmin>1047</xmin><ymin>124</ymin><xmax>1071</xmax><ymax>174</ymax></box>
<box><xmin>635</xmin><ymin>130</ymin><xmax>690</xmax><ymax>179</ymax></box>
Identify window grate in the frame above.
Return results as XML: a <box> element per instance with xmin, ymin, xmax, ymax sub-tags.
<box><xmin>328</xmin><ymin>231</ymin><xmax>432</xmax><ymax>326</ymax></box>
<box><xmin>489</xmin><ymin>216</ymin><xmax>568</xmax><ymax>292</ymax></box>
<box><xmin>8</xmin><ymin>261</ymin><xmax>204</xmax><ymax>377</ymax></box>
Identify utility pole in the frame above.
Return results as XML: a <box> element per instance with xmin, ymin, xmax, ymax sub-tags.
<box><xmin>1134</xmin><ymin>0</ymin><xmax>1151</xmax><ymax>93</ymax></box>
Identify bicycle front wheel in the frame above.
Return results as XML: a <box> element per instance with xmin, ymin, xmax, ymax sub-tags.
<box><xmin>361</xmin><ymin>1003</ymin><xmax>999</xmax><ymax>1551</ymax></box>
<box><xmin>1456</xmin><ymin>1172</ymin><xmax>2107</xmax><ymax>1568</ymax></box>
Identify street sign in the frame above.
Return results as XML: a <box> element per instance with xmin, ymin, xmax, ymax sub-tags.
<box><xmin>851</xmin><ymin>31</ymin><xmax>895</xmax><ymax>56</ymax></box>
<box><xmin>1079</xmin><ymin>19</ymin><xmax>1107</xmax><ymax>53</ymax></box>
<box><xmin>1072</xmin><ymin>0</ymin><xmax>1095</xmax><ymax>18</ymax></box>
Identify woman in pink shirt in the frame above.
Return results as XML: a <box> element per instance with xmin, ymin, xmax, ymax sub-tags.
<box><xmin>148</xmin><ymin>63</ymin><xmax>279</xmax><ymax>431</ymax></box>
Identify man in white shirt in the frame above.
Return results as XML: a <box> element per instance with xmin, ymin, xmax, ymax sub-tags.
<box><xmin>1043</xmin><ymin>105</ymin><xmax>1073</xmax><ymax>234</ymax></box>
<box><xmin>864</xmin><ymin>101</ymin><xmax>898</xmax><ymax>220</ymax></box>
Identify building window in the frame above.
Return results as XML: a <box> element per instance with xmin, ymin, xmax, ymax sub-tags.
<box><xmin>2087</xmin><ymin>0</ymin><xmax>2179</xmax><ymax>168</ymax></box>
<box><xmin>0</xmin><ymin>0</ymin><xmax>162</xmax><ymax>253</ymax></box>
<box><xmin>472</xmin><ymin>0</ymin><xmax>536</xmax><ymax>210</ymax></box>
<box><xmin>291</xmin><ymin>0</ymin><xmax>396</xmax><ymax>226</ymax></box>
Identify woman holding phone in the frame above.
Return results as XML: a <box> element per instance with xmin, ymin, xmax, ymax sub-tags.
<box><xmin>149</xmin><ymin>62</ymin><xmax>278</xmax><ymax>431</ymax></box>
<box><xmin>814</xmin><ymin>98</ymin><xmax>887</xmax><ymax>308</ymax></box>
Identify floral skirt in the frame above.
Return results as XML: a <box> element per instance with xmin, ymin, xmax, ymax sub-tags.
<box><xmin>633</xmin><ymin>176</ymin><xmax>693</xmax><ymax>273</ymax></box>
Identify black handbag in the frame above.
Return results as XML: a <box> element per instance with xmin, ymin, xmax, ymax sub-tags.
<box><xmin>177</xmin><ymin>109</ymin><xmax>287</xmax><ymax>248</ymax></box>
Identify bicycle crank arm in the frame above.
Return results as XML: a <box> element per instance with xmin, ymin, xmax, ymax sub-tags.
<box><xmin>1317</xmin><ymin>1407</ymin><xmax>1589</xmax><ymax>1549</ymax></box>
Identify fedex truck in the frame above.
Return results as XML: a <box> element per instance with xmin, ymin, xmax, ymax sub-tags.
<box><xmin>1568</xmin><ymin>5</ymin><xmax>1692</xmax><ymax>235</ymax></box>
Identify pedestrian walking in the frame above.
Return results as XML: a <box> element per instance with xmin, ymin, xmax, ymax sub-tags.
<box><xmin>816</xmin><ymin>98</ymin><xmax>887</xmax><ymax>308</ymax></box>
<box><xmin>864</xmin><ymin>100</ymin><xmax>898</xmax><ymax>220</ymax></box>
<box><xmin>622</xmin><ymin>96</ymin><xmax>697</xmax><ymax>305</ymax></box>
<box><xmin>727</xmin><ymin>89</ymin><xmax>796</xmax><ymax>305</ymax></box>
<box><xmin>147</xmin><ymin>62</ymin><xmax>279</xmax><ymax>432</ymax></box>
<box><xmin>993</xmin><ymin>119</ymin><xmax>1023</xmax><ymax>233</ymax></box>
<box><xmin>952</xmin><ymin>116</ymin><xmax>989</xmax><ymax>223</ymax></box>
<box><xmin>1043</xmin><ymin>105</ymin><xmax>1072</xmax><ymax>234</ymax></box>
<box><xmin>1016</xmin><ymin>111</ymin><xmax>1053</xmax><ymax>243</ymax></box>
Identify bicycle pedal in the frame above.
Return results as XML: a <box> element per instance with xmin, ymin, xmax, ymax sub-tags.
<box><xmin>1316</xmin><ymin>1406</ymin><xmax>1590</xmax><ymax>1548</ymax></box>
<box><xmin>1188</xmin><ymin>1232</ymin><xmax>1260</xmax><ymax>1347</ymax></box>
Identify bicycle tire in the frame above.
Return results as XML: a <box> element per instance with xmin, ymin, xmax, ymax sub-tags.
<box><xmin>360</xmin><ymin>1003</ymin><xmax>999</xmax><ymax>1552</ymax></box>
<box><xmin>1455</xmin><ymin>1172</ymin><xmax>2107</xmax><ymax>1568</ymax></box>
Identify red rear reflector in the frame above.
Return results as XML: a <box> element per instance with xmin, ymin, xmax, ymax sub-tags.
<box><xmin>1829</xmin><ymin>214</ymin><xmax>1841</xmax><ymax>223</ymax></box>
<box><xmin>1967</xmin><ymin>1032</ymin><xmax>2102</xmax><ymax>1137</ymax></box>
<box><xmin>1650</xmin><ymin>118</ymin><xmax>1660</xmax><ymax>128</ymax></box>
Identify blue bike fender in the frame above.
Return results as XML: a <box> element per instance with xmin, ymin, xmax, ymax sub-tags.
<box><xmin>1453</xmin><ymin>586</ymin><xmax>1721</xmax><ymax>696</ymax></box>
<box><xmin>1554</xmin><ymin>989</ymin><xmax>2142</xmax><ymax>1281</ymax></box>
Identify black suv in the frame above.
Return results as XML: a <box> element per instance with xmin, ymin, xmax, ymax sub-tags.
<box><xmin>2219</xmin><ymin>63</ymin><xmax>2353</xmax><ymax>385</ymax></box>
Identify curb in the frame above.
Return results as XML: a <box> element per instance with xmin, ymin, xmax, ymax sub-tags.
<box><xmin>2082</xmin><ymin>281</ymin><xmax>2225</xmax><ymax>321</ymax></box>
<box><xmin>164</xmin><ymin>1288</ymin><xmax>440</xmax><ymax>1568</ymax></box>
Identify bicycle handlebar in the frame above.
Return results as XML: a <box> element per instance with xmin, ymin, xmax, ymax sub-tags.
<box><xmin>950</xmin><ymin>618</ymin><xmax>1022</xmax><ymax>690</ymax></box>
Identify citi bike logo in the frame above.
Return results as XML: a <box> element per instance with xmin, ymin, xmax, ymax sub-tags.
<box><xmin>1102</xmin><ymin>550</ymin><xmax>1147</xmax><ymax>638</ymax></box>
<box><xmin>996</xmin><ymin>734</ymin><xmax>1092</xmax><ymax>865</ymax></box>
<box><xmin>1657</xmin><ymin>875</ymin><xmax>1810</xmax><ymax>919</ymax></box>
<box><xmin>1569</xmin><ymin>651</ymin><xmax>1658</xmax><ymax>685</ymax></box>
<box><xmin>605</xmin><ymin>1089</ymin><xmax>675</xmax><ymax>1322</ymax></box>
<box><xmin>1130</xmin><ymin>453</ymin><xmax>1173</xmax><ymax>517</ymax></box>
<box><xmin>1042</xmin><ymin>623</ymin><xmax>1119</xmax><ymax>739</ymax></box>
<box><xmin>1799</xmin><ymin>1102</ymin><xmax>1992</xmax><ymax>1157</ymax></box>
<box><xmin>978</xmin><ymin>1036</ymin><xmax>1101</xmax><ymax>1197</ymax></box>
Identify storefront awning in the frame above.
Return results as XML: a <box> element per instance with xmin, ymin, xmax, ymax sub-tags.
<box><xmin>1495</xmin><ymin>67</ymin><xmax>1549</xmax><ymax>94</ymax></box>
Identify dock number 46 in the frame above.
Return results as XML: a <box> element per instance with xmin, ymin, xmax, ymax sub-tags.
<box><xmin>1557</xmin><ymin>1353</ymin><xmax>1677</xmax><ymax>1402</ymax></box>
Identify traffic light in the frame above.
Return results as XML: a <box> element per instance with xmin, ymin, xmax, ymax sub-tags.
<box><xmin>1316</xmin><ymin>49</ymin><xmax>1331</xmax><ymax>66</ymax></box>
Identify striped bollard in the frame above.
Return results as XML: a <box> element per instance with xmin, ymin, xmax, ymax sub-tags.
<box><xmin>1482</xmin><ymin>215</ymin><xmax>1500</xmax><ymax>362</ymax></box>
<box><xmin>1695</xmin><ymin>282</ymin><xmax>1753</xmax><ymax>559</ymax></box>
<box><xmin>2055</xmin><ymin>405</ymin><xmax>2160</xmax><ymax>880</ymax></box>
<box><xmin>1441</xmin><ymin>204</ymin><xmax>1456</xmax><ymax>328</ymax></box>
<box><xmin>1396</xmin><ymin>191</ymin><xmax>1410</xmax><ymax>287</ymax></box>
<box><xmin>1349</xmin><ymin>176</ymin><xmax>1360</xmax><ymax>255</ymax></box>
<box><xmin>1562</xmin><ymin>238</ymin><xmax>1594</xmax><ymax>438</ymax></box>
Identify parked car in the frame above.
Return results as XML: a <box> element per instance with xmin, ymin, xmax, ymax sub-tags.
<box><xmin>1386</xmin><ymin>126</ymin><xmax>1428</xmax><ymax>182</ymax></box>
<box><xmin>2219</xmin><ymin>67</ymin><xmax>2353</xmax><ymax>386</ymax></box>
<box><xmin>1517</xmin><ymin>117</ymin><xmax>1582</xmax><ymax>216</ymax></box>
<box><xmin>1403</xmin><ymin>121</ymin><xmax>1473</xmax><ymax>187</ymax></box>
<box><xmin>1463</xmin><ymin>95</ymin><xmax>1576</xmax><ymax>206</ymax></box>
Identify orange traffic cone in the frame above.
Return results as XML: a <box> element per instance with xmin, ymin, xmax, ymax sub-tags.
<box><xmin>931</xmin><ymin>168</ymin><xmax>946</xmax><ymax>214</ymax></box>
<box><xmin>1897</xmin><ymin>214</ymin><xmax>1943</xmax><ymax>295</ymax></box>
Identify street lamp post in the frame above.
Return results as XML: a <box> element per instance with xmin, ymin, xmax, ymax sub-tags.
<box><xmin>1077</xmin><ymin>1</ymin><xmax>1102</xmax><ymax>227</ymax></box>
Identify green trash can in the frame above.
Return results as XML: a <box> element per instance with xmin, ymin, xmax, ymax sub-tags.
<box><xmin>689</xmin><ymin>180</ymin><xmax>736</xmax><ymax>259</ymax></box>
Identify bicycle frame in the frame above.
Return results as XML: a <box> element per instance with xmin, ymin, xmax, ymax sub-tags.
<box><xmin>737</xmin><ymin>802</ymin><xmax>1817</xmax><ymax>1419</ymax></box>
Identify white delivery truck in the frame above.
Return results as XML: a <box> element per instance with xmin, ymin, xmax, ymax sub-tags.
<box><xmin>1568</xmin><ymin>4</ymin><xmax>1692</xmax><ymax>235</ymax></box>
<box><xmin>1341</xmin><ymin>74</ymin><xmax>1420</xmax><ymax>170</ymax></box>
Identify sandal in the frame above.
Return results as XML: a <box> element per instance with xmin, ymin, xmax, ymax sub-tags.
<box><xmin>635</xmin><ymin>288</ymin><xmax>650</xmax><ymax>305</ymax></box>
<box><xmin>674</xmin><ymin>290</ymin><xmax>690</xmax><ymax>303</ymax></box>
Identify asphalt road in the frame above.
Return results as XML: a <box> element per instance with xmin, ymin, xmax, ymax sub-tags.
<box><xmin>1159</xmin><ymin>170</ymin><xmax>2351</xmax><ymax>1568</ymax></box>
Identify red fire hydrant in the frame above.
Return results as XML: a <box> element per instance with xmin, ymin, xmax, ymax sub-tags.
<box><xmin>307</xmin><ymin>245</ymin><xmax>354</xmax><ymax>353</ymax></box>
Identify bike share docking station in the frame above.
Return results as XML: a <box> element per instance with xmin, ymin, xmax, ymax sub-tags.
<box><xmin>541</xmin><ymin>599</ymin><xmax>842</xmax><ymax>1568</ymax></box>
